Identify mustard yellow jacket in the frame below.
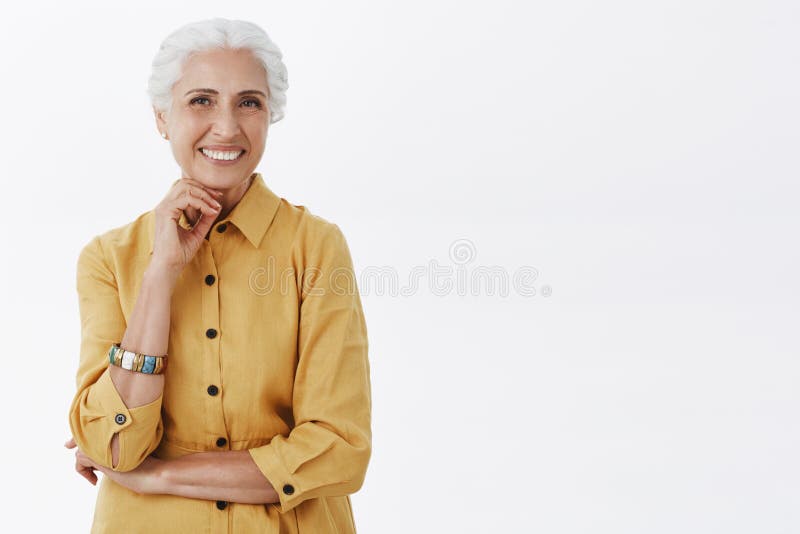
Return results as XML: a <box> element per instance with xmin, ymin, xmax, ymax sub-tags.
<box><xmin>68</xmin><ymin>173</ymin><xmax>372</xmax><ymax>533</ymax></box>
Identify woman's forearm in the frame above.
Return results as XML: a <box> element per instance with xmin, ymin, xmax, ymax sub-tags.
<box><xmin>108</xmin><ymin>260</ymin><xmax>179</xmax><ymax>467</ymax></box>
<box><xmin>159</xmin><ymin>450</ymin><xmax>279</xmax><ymax>504</ymax></box>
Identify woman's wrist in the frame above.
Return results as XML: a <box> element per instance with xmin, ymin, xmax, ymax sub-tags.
<box><xmin>144</xmin><ymin>259</ymin><xmax>182</xmax><ymax>288</ymax></box>
<box><xmin>151</xmin><ymin>458</ymin><xmax>172</xmax><ymax>495</ymax></box>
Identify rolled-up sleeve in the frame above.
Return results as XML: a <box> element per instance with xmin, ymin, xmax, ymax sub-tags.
<box><xmin>68</xmin><ymin>235</ymin><xmax>164</xmax><ymax>472</ymax></box>
<box><xmin>248</xmin><ymin>223</ymin><xmax>372</xmax><ymax>513</ymax></box>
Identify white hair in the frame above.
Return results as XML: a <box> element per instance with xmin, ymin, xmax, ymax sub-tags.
<box><xmin>147</xmin><ymin>18</ymin><xmax>288</xmax><ymax>124</ymax></box>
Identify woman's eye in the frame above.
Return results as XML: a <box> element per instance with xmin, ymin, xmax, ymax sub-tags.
<box><xmin>189</xmin><ymin>96</ymin><xmax>262</xmax><ymax>109</ymax></box>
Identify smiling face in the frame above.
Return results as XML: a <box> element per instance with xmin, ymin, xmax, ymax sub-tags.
<box><xmin>154</xmin><ymin>47</ymin><xmax>271</xmax><ymax>191</ymax></box>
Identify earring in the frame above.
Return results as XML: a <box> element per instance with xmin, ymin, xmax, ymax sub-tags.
<box><xmin>161</xmin><ymin>132</ymin><xmax>168</xmax><ymax>139</ymax></box>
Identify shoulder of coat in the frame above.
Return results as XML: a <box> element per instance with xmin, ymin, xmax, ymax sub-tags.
<box><xmin>88</xmin><ymin>210</ymin><xmax>153</xmax><ymax>259</ymax></box>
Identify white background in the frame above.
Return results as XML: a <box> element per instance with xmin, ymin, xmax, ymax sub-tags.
<box><xmin>1</xmin><ymin>1</ymin><xmax>798</xmax><ymax>532</ymax></box>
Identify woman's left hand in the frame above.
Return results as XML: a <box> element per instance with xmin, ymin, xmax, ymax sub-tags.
<box><xmin>65</xmin><ymin>436</ymin><xmax>166</xmax><ymax>495</ymax></box>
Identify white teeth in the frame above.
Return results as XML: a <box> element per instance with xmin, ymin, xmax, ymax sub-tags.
<box><xmin>201</xmin><ymin>148</ymin><xmax>243</xmax><ymax>161</ymax></box>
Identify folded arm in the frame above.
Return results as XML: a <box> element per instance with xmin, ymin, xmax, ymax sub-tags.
<box><xmin>157</xmin><ymin>450</ymin><xmax>278</xmax><ymax>504</ymax></box>
<box><xmin>246</xmin><ymin>222</ymin><xmax>373</xmax><ymax>513</ymax></box>
<box><xmin>69</xmin><ymin>236</ymin><xmax>178</xmax><ymax>472</ymax></box>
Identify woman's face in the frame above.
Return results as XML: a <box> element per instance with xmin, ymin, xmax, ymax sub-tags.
<box><xmin>154</xmin><ymin>48</ymin><xmax>271</xmax><ymax>190</ymax></box>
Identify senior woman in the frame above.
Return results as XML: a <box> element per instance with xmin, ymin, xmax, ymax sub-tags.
<box><xmin>63</xmin><ymin>18</ymin><xmax>371</xmax><ymax>534</ymax></box>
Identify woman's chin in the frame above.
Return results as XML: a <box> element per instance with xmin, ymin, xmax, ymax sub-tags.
<box><xmin>186</xmin><ymin>165</ymin><xmax>252</xmax><ymax>189</ymax></box>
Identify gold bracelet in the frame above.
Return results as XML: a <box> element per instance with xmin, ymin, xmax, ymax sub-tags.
<box><xmin>108</xmin><ymin>343</ymin><xmax>168</xmax><ymax>375</ymax></box>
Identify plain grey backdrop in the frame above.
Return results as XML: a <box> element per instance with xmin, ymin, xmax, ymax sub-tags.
<box><xmin>1</xmin><ymin>1</ymin><xmax>798</xmax><ymax>532</ymax></box>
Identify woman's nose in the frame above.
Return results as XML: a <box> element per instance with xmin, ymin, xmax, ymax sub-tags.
<box><xmin>211</xmin><ymin>109</ymin><xmax>242</xmax><ymax>137</ymax></box>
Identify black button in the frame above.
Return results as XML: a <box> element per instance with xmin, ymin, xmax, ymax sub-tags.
<box><xmin>216</xmin><ymin>500</ymin><xmax>228</xmax><ymax>510</ymax></box>
<box><xmin>205</xmin><ymin>274</ymin><xmax>216</xmax><ymax>285</ymax></box>
<box><xmin>114</xmin><ymin>413</ymin><xmax>127</xmax><ymax>425</ymax></box>
<box><xmin>207</xmin><ymin>385</ymin><xmax>219</xmax><ymax>396</ymax></box>
<box><xmin>206</xmin><ymin>328</ymin><xmax>217</xmax><ymax>339</ymax></box>
<box><xmin>216</xmin><ymin>223</ymin><xmax>227</xmax><ymax>233</ymax></box>
<box><xmin>282</xmin><ymin>484</ymin><xmax>295</xmax><ymax>495</ymax></box>
<box><xmin>216</xmin><ymin>437</ymin><xmax>227</xmax><ymax>447</ymax></box>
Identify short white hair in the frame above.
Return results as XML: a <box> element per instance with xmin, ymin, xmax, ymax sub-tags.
<box><xmin>147</xmin><ymin>18</ymin><xmax>289</xmax><ymax>124</ymax></box>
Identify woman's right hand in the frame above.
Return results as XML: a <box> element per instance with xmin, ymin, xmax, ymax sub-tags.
<box><xmin>151</xmin><ymin>177</ymin><xmax>224</xmax><ymax>273</ymax></box>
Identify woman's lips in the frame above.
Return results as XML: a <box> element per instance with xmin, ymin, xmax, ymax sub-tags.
<box><xmin>198</xmin><ymin>148</ymin><xmax>246</xmax><ymax>165</ymax></box>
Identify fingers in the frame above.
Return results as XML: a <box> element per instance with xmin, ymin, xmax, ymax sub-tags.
<box><xmin>75</xmin><ymin>463</ymin><xmax>98</xmax><ymax>485</ymax></box>
<box><xmin>176</xmin><ymin>177</ymin><xmax>224</xmax><ymax>201</ymax></box>
<box><xmin>188</xmin><ymin>203</ymin><xmax>220</xmax><ymax>240</ymax></box>
<box><xmin>68</xmin><ymin>438</ymin><xmax>104</xmax><ymax>486</ymax></box>
<box><xmin>74</xmin><ymin>449</ymin><xmax>98</xmax><ymax>485</ymax></box>
<box><xmin>75</xmin><ymin>449</ymin><xmax>93</xmax><ymax>467</ymax></box>
<box><xmin>176</xmin><ymin>190</ymin><xmax>221</xmax><ymax>223</ymax></box>
<box><xmin>159</xmin><ymin>177</ymin><xmax>225</xmax><ymax>228</ymax></box>
<box><xmin>186</xmin><ymin>186</ymin><xmax>223</xmax><ymax>215</ymax></box>
<box><xmin>168</xmin><ymin>181</ymin><xmax>222</xmax><ymax>219</ymax></box>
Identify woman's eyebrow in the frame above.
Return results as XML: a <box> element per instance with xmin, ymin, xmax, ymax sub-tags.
<box><xmin>184</xmin><ymin>88</ymin><xmax>267</xmax><ymax>98</ymax></box>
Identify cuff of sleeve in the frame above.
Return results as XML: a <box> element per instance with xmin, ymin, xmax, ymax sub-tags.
<box><xmin>89</xmin><ymin>367</ymin><xmax>164</xmax><ymax>471</ymax></box>
<box><xmin>248</xmin><ymin>444</ymin><xmax>300</xmax><ymax>513</ymax></box>
<box><xmin>90</xmin><ymin>367</ymin><xmax>136</xmax><ymax>433</ymax></box>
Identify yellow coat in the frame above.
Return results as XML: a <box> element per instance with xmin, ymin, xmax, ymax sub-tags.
<box><xmin>68</xmin><ymin>173</ymin><xmax>372</xmax><ymax>533</ymax></box>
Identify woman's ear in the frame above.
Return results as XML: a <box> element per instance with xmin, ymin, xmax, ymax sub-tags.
<box><xmin>153</xmin><ymin>107</ymin><xmax>168</xmax><ymax>135</ymax></box>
